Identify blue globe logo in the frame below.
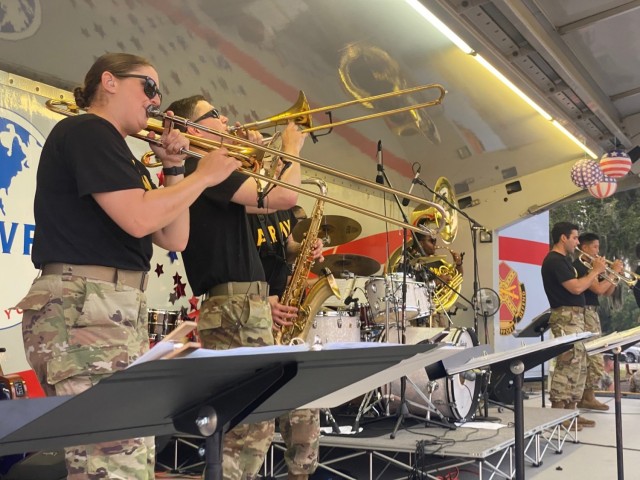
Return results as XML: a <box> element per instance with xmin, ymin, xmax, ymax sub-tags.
<box><xmin>0</xmin><ymin>112</ymin><xmax>43</xmax><ymax>216</ymax></box>
<box><xmin>0</xmin><ymin>0</ymin><xmax>41</xmax><ymax>39</ymax></box>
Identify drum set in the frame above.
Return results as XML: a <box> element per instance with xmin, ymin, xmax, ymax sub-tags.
<box><xmin>292</xmin><ymin>216</ymin><xmax>481</xmax><ymax>424</ymax></box>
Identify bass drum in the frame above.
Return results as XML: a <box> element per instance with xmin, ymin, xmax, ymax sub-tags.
<box><xmin>390</xmin><ymin>327</ymin><xmax>480</xmax><ymax>423</ymax></box>
<box><xmin>148</xmin><ymin>309</ymin><xmax>181</xmax><ymax>346</ymax></box>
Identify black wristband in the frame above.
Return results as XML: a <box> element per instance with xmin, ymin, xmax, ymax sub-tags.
<box><xmin>162</xmin><ymin>165</ymin><xmax>185</xmax><ymax>176</ymax></box>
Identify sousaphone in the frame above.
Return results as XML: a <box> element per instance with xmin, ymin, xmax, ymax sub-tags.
<box><xmin>386</xmin><ymin>177</ymin><xmax>461</xmax><ymax>312</ymax></box>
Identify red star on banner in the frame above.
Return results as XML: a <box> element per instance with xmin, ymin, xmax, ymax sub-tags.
<box><xmin>174</xmin><ymin>281</ymin><xmax>187</xmax><ymax>299</ymax></box>
<box><xmin>188</xmin><ymin>295</ymin><xmax>199</xmax><ymax>311</ymax></box>
<box><xmin>172</xmin><ymin>272</ymin><xmax>183</xmax><ymax>285</ymax></box>
<box><xmin>154</xmin><ymin>264</ymin><xmax>164</xmax><ymax>277</ymax></box>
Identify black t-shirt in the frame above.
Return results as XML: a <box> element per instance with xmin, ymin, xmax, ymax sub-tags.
<box><xmin>541</xmin><ymin>251</ymin><xmax>584</xmax><ymax>308</ymax></box>
<box><xmin>181</xmin><ymin>159</ymin><xmax>265</xmax><ymax>296</ymax></box>
<box><xmin>247</xmin><ymin>209</ymin><xmax>298</xmax><ymax>298</ymax></box>
<box><xmin>32</xmin><ymin>114</ymin><xmax>154</xmax><ymax>270</ymax></box>
<box><xmin>573</xmin><ymin>259</ymin><xmax>599</xmax><ymax>306</ymax></box>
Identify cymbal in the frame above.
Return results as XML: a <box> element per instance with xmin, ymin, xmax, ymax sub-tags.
<box><xmin>311</xmin><ymin>253</ymin><xmax>381</xmax><ymax>277</ymax></box>
<box><xmin>292</xmin><ymin>215</ymin><xmax>362</xmax><ymax>247</ymax></box>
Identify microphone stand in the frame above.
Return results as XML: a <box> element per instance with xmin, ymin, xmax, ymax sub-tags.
<box><xmin>378</xmin><ymin>161</ymin><xmax>454</xmax><ymax>437</ymax></box>
<box><xmin>416</xmin><ymin>178</ymin><xmax>500</xmax><ymax>421</ymax></box>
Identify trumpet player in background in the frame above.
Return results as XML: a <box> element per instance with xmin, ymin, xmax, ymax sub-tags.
<box><xmin>573</xmin><ymin>233</ymin><xmax>622</xmax><ymax>411</ymax></box>
<box><xmin>165</xmin><ymin>94</ymin><xmax>306</xmax><ymax>480</ymax></box>
<box><xmin>541</xmin><ymin>222</ymin><xmax>606</xmax><ymax>430</ymax></box>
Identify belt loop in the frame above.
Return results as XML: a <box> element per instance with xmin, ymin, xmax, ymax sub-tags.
<box><xmin>141</xmin><ymin>272</ymin><xmax>148</xmax><ymax>292</ymax></box>
<box><xmin>228</xmin><ymin>282</ymin><xmax>234</xmax><ymax>296</ymax></box>
<box><xmin>61</xmin><ymin>264</ymin><xmax>73</xmax><ymax>281</ymax></box>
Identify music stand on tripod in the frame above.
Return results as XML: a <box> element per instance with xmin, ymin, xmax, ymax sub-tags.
<box><xmin>0</xmin><ymin>343</ymin><xmax>460</xmax><ymax>480</ymax></box>
<box><xmin>427</xmin><ymin>332</ymin><xmax>592</xmax><ymax>480</ymax></box>
<box><xmin>513</xmin><ymin>309</ymin><xmax>551</xmax><ymax>407</ymax></box>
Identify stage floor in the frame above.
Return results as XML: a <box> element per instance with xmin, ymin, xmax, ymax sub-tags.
<box><xmin>262</xmin><ymin>393</ymin><xmax>640</xmax><ymax>479</ymax></box>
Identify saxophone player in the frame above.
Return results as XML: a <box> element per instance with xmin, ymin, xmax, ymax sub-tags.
<box><xmin>166</xmin><ymin>95</ymin><xmax>307</xmax><ymax>480</ymax></box>
<box><xmin>247</xmin><ymin>204</ymin><xmax>324</xmax><ymax>480</ymax></box>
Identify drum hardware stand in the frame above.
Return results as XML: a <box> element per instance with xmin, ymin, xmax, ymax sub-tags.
<box><xmin>375</xmin><ymin>153</ymin><xmax>453</xmax><ymax>437</ymax></box>
<box><xmin>472</xmin><ymin>288</ymin><xmax>501</xmax><ymax>421</ymax></box>
<box><xmin>321</xmin><ymin>408</ymin><xmax>341</xmax><ymax>434</ymax></box>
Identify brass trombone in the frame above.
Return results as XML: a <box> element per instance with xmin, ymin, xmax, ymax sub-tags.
<box><xmin>45</xmin><ymin>98</ymin><xmax>447</xmax><ymax>236</ymax></box>
<box><xmin>228</xmin><ymin>83</ymin><xmax>446</xmax><ymax>134</ymax></box>
<box><xmin>575</xmin><ymin>248</ymin><xmax>637</xmax><ymax>287</ymax></box>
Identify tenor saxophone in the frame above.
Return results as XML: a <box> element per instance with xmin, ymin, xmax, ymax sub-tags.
<box><xmin>275</xmin><ymin>178</ymin><xmax>341</xmax><ymax>345</ymax></box>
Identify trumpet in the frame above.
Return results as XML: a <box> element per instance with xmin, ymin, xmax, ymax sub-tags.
<box><xmin>45</xmin><ymin>98</ymin><xmax>448</xmax><ymax>237</ymax></box>
<box><xmin>575</xmin><ymin>248</ymin><xmax>637</xmax><ymax>287</ymax></box>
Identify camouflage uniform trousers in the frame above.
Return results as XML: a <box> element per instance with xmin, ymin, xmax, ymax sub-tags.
<box><xmin>584</xmin><ymin>307</ymin><xmax>605</xmax><ymax>390</ymax></box>
<box><xmin>197</xmin><ymin>285</ymin><xmax>275</xmax><ymax>480</ymax></box>
<box><xmin>278</xmin><ymin>408</ymin><xmax>320</xmax><ymax>477</ymax></box>
<box><xmin>549</xmin><ymin>307</ymin><xmax>587</xmax><ymax>403</ymax></box>
<box><xmin>18</xmin><ymin>273</ymin><xmax>153</xmax><ymax>480</ymax></box>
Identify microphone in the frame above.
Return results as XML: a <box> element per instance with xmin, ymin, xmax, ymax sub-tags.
<box><xmin>375</xmin><ymin>140</ymin><xmax>383</xmax><ymax>184</ymax></box>
<box><xmin>402</xmin><ymin>165</ymin><xmax>422</xmax><ymax>206</ymax></box>
<box><xmin>460</xmin><ymin>371</ymin><xmax>477</xmax><ymax>382</ymax></box>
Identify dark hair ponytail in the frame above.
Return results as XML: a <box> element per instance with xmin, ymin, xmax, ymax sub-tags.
<box><xmin>75</xmin><ymin>52</ymin><xmax>153</xmax><ymax>108</ymax></box>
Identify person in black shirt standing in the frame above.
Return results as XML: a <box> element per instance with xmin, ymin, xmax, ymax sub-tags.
<box><xmin>166</xmin><ymin>94</ymin><xmax>306</xmax><ymax>480</ymax></box>
<box><xmin>248</xmin><ymin>205</ymin><xmax>323</xmax><ymax>480</ymax></box>
<box><xmin>573</xmin><ymin>233</ymin><xmax>621</xmax><ymax>411</ymax></box>
<box><xmin>540</xmin><ymin>222</ymin><xmax>605</xmax><ymax>429</ymax></box>
<box><xmin>17</xmin><ymin>53</ymin><xmax>239</xmax><ymax>480</ymax></box>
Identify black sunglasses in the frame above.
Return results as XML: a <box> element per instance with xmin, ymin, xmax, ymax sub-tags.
<box><xmin>117</xmin><ymin>74</ymin><xmax>162</xmax><ymax>102</ymax></box>
<box><xmin>193</xmin><ymin>108</ymin><xmax>220</xmax><ymax>123</ymax></box>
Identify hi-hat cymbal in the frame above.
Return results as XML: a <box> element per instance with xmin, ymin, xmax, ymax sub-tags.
<box><xmin>292</xmin><ymin>215</ymin><xmax>362</xmax><ymax>247</ymax></box>
<box><xmin>311</xmin><ymin>253</ymin><xmax>380</xmax><ymax>277</ymax></box>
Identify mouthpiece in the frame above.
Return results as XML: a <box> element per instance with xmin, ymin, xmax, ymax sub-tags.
<box><xmin>146</xmin><ymin>105</ymin><xmax>161</xmax><ymax>117</ymax></box>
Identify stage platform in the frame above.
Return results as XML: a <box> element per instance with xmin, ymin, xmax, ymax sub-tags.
<box><xmin>265</xmin><ymin>404</ymin><xmax>580</xmax><ymax>480</ymax></box>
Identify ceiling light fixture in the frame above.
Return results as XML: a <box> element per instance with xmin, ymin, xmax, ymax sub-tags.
<box><xmin>404</xmin><ymin>0</ymin><xmax>599</xmax><ymax>160</ymax></box>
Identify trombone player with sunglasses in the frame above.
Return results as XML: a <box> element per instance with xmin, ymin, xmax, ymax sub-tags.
<box><xmin>16</xmin><ymin>53</ymin><xmax>240</xmax><ymax>480</ymax></box>
<box><xmin>165</xmin><ymin>94</ymin><xmax>307</xmax><ymax>480</ymax></box>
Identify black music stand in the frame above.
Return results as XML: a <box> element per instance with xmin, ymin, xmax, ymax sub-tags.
<box><xmin>513</xmin><ymin>309</ymin><xmax>551</xmax><ymax>407</ymax></box>
<box><xmin>426</xmin><ymin>332</ymin><xmax>592</xmax><ymax>480</ymax></box>
<box><xmin>0</xmin><ymin>343</ymin><xmax>455</xmax><ymax>480</ymax></box>
<box><xmin>584</xmin><ymin>326</ymin><xmax>640</xmax><ymax>480</ymax></box>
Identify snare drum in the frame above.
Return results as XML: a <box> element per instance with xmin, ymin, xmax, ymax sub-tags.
<box><xmin>147</xmin><ymin>309</ymin><xmax>180</xmax><ymax>345</ymax></box>
<box><xmin>365</xmin><ymin>274</ymin><xmax>431</xmax><ymax>323</ymax></box>
<box><xmin>308</xmin><ymin>309</ymin><xmax>361</xmax><ymax>344</ymax></box>
<box><xmin>390</xmin><ymin>327</ymin><xmax>480</xmax><ymax>422</ymax></box>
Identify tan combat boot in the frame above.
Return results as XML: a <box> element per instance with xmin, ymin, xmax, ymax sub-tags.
<box><xmin>567</xmin><ymin>402</ymin><xmax>596</xmax><ymax>428</ymax></box>
<box><xmin>577</xmin><ymin>388</ymin><xmax>609</xmax><ymax>411</ymax></box>
<box><xmin>552</xmin><ymin>400</ymin><xmax>582</xmax><ymax>431</ymax></box>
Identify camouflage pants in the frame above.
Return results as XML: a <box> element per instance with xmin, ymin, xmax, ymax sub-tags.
<box><xmin>278</xmin><ymin>409</ymin><xmax>320</xmax><ymax>476</ymax></box>
<box><xmin>549</xmin><ymin>307</ymin><xmax>587</xmax><ymax>403</ymax></box>
<box><xmin>584</xmin><ymin>308</ymin><xmax>605</xmax><ymax>390</ymax></box>
<box><xmin>198</xmin><ymin>287</ymin><xmax>275</xmax><ymax>480</ymax></box>
<box><xmin>18</xmin><ymin>273</ymin><xmax>153</xmax><ymax>480</ymax></box>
